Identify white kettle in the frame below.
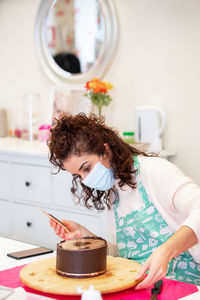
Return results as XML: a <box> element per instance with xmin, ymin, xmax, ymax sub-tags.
<box><xmin>135</xmin><ymin>106</ymin><xmax>166</xmax><ymax>151</ymax></box>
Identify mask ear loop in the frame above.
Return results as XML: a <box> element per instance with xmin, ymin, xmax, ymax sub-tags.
<box><xmin>99</xmin><ymin>154</ymin><xmax>103</xmax><ymax>163</ymax></box>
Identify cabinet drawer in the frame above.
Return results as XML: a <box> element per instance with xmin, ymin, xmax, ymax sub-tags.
<box><xmin>0</xmin><ymin>200</ymin><xmax>11</xmax><ymax>235</ymax></box>
<box><xmin>53</xmin><ymin>171</ymin><xmax>91</xmax><ymax>212</ymax></box>
<box><xmin>0</xmin><ymin>161</ymin><xmax>10</xmax><ymax>198</ymax></box>
<box><xmin>53</xmin><ymin>170</ymin><xmax>75</xmax><ymax>208</ymax></box>
<box><xmin>12</xmin><ymin>203</ymin><xmax>60</xmax><ymax>248</ymax></box>
<box><xmin>11</xmin><ymin>163</ymin><xmax>52</xmax><ymax>204</ymax></box>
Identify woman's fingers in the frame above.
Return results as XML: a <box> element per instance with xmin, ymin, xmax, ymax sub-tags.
<box><xmin>63</xmin><ymin>230</ymin><xmax>82</xmax><ymax>240</ymax></box>
<box><xmin>49</xmin><ymin>218</ymin><xmax>94</xmax><ymax>240</ymax></box>
<box><xmin>135</xmin><ymin>249</ymin><xmax>167</xmax><ymax>289</ymax></box>
<box><xmin>49</xmin><ymin>219</ymin><xmax>57</xmax><ymax>230</ymax></box>
<box><xmin>135</xmin><ymin>262</ymin><xmax>149</xmax><ymax>281</ymax></box>
<box><xmin>55</xmin><ymin>223</ymin><xmax>61</xmax><ymax>235</ymax></box>
<box><xmin>135</xmin><ymin>270</ymin><xmax>163</xmax><ymax>289</ymax></box>
<box><xmin>60</xmin><ymin>228</ymin><xmax>81</xmax><ymax>240</ymax></box>
<box><xmin>49</xmin><ymin>219</ymin><xmax>64</xmax><ymax>235</ymax></box>
<box><xmin>49</xmin><ymin>218</ymin><xmax>53</xmax><ymax>227</ymax></box>
<box><xmin>49</xmin><ymin>218</ymin><xmax>82</xmax><ymax>239</ymax></box>
<box><xmin>135</xmin><ymin>263</ymin><xmax>166</xmax><ymax>289</ymax></box>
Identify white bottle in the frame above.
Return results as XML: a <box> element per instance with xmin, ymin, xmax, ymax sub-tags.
<box><xmin>80</xmin><ymin>285</ymin><xmax>103</xmax><ymax>300</ymax></box>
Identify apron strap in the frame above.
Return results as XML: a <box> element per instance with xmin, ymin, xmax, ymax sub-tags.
<box><xmin>133</xmin><ymin>155</ymin><xmax>140</xmax><ymax>176</ymax></box>
<box><xmin>113</xmin><ymin>189</ymin><xmax>120</xmax><ymax>221</ymax></box>
<box><xmin>114</xmin><ymin>156</ymin><xmax>139</xmax><ymax>212</ymax></box>
<box><xmin>133</xmin><ymin>155</ymin><xmax>150</xmax><ymax>207</ymax></box>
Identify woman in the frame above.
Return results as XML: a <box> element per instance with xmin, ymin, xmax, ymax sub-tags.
<box><xmin>47</xmin><ymin>113</ymin><xmax>200</xmax><ymax>289</ymax></box>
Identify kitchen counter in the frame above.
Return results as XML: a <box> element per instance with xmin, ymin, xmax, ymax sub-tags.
<box><xmin>1</xmin><ymin>236</ymin><xmax>200</xmax><ymax>300</ymax></box>
<box><xmin>0</xmin><ymin>236</ymin><xmax>55</xmax><ymax>271</ymax></box>
<box><xmin>0</xmin><ymin>237</ymin><xmax>55</xmax><ymax>299</ymax></box>
<box><xmin>0</xmin><ymin>137</ymin><xmax>175</xmax><ymax>159</ymax></box>
<box><xmin>0</xmin><ymin>137</ymin><xmax>48</xmax><ymax>157</ymax></box>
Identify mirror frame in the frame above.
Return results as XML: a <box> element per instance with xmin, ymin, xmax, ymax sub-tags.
<box><xmin>34</xmin><ymin>0</ymin><xmax>119</xmax><ymax>85</ymax></box>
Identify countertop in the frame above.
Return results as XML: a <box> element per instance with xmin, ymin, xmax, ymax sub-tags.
<box><xmin>0</xmin><ymin>137</ymin><xmax>48</xmax><ymax>156</ymax></box>
<box><xmin>1</xmin><ymin>237</ymin><xmax>200</xmax><ymax>299</ymax></box>
<box><xmin>0</xmin><ymin>137</ymin><xmax>176</xmax><ymax>159</ymax></box>
<box><xmin>0</xmin><ymin>236</ymin><xmax>55</xmax><ymax>271</ymax></box>
<box><xmin>0</xmin><ymin>237</ymin><xmax>55</xmax><ymax>299</ymax></box>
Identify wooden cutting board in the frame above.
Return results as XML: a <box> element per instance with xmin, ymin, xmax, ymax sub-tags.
<box><xmin>19</xmin><ymin>255</ymin><xmax>142</xmax><ymax>295</ymax></box>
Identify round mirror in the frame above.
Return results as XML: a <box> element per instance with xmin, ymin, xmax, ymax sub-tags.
<box><xmin>35</xmin><ymin>0</ymin><xmax>118</xmax><ymax>85</ymax></box>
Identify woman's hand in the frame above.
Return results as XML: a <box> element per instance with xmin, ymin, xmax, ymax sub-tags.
<box><xmin>135</xmin><ymin>225</ymin><xmax>198</xmax><ymax>289</ymax></box>
<box><xmin>135</xmin><ymin>245</ymin><xmax>169</xmax><ymax>289</ymax></box>
<box><xmin>49</xmin><ymin>219</ymin><xmax>95</xmax><ymax>240</ymax></box>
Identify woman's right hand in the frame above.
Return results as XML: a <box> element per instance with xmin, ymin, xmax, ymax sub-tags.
<box><xmin>49</xmin><ymin>218</ymin><xmax>95</xmax><ymax>240</ymax></box>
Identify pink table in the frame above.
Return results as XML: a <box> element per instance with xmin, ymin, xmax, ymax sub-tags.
<box><xmin>0</xmin><ymin>264</ymin><xmax>198</xmax><ymax>300</ymax></box>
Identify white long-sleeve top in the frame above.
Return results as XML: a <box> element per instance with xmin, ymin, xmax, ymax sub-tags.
<box><xmin>108</xmin><ymin>155</ymin><xmax>200</xmax><ymax>263</ymax></box>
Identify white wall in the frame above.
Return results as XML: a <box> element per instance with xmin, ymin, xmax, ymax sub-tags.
<box><xmin>0</xmin><ymin>0</ymin><xmax>200</xmax><ymax>183</ymax></box>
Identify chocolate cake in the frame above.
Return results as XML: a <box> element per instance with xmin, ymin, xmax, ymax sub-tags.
<box><xmin>56</xmin><ymin>236</ymin><xmax>107</xmax><ymax>278</ymax></box>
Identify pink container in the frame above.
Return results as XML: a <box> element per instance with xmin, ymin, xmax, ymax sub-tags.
<box><xmin>38</xmin><ymin>124</ymin><xmax>51</xmax><ymax>142</ymax></box>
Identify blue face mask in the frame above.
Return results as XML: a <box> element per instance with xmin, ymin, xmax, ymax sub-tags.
<box><xmin>82</xmin><ymin>157</ymin><xmax>115</xmax><ymax>191</ymax></box>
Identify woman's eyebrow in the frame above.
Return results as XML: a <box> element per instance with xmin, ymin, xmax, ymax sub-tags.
<box><xmin>79</xmin><ymin>161</ymin><xmax>88</xmax><ymax>171</ymax></box>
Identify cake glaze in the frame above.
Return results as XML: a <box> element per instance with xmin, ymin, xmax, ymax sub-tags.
<box><xmin>56</xmin><ymin>236</ymin><xmax>107</xmax><ymax>278</ymax></box>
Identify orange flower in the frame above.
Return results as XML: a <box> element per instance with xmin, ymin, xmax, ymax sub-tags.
<box><xmin>84</xmin><ymin>78</ymin><xmax>113</xmax><ymax>117</ymax></box>
<box><xmin>85</xmin><ymin>81</ymin><xmax>90</xmax><ymax>90</ymax></box>
<box><xmin>85</xmin><ymin>78</ymin><xmax>113</xmax><ymax>94</ymax></box>
<box><xmin>103</xmin><ymin>81</ymin><xmax>113</xmax><ymax>90</ymax></box>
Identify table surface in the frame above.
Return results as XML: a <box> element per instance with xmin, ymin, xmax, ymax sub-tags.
<box><xmin>0</xmin><ymin>236</ymin><xmax>55</xmax><ymax>271</ymax></box>
<box><xmin>1</xmin><ymin>236</ymin><xmax>200</xmax><ymax>299</ymax></box>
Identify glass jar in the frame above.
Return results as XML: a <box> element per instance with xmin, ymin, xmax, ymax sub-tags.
<box><xmin>122</xmin><ymin>132</ymin><xmax>135</xmax><ymax>144</ymax></box>
<box><xmin>22</xmin><ymin>93</ymin><xmax>40</xmax><ymax>140</ymax></box>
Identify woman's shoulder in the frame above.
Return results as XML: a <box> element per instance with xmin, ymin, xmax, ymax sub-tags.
<box><xmin>138</xmin><ymin>154</ymin><xmax>173</xmax><ymax>167</ymax></box>
<box><xmin>137</xmin><ymin>154</ymin><xmax>166</xmax><ymax>168</ymax></box>
<box><xmin>137</xmin><ymin>154</ymin><xmax>187</xmax><ymax>181</ymax></box>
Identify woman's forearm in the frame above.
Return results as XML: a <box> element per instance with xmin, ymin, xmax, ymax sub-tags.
<box><xmin>159</xmin><ymin>225</ymin><xmax>198</xmax><ymax>261</ymax></box>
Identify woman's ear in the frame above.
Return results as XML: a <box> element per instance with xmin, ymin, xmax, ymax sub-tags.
<box><xmin>101</xmin><ymin>143</ymin><xmax>112</xmax><ymax>168</ymax></box>
<box><xmin>103</xmin><ymin>143</ymin><xmax>111</xmax><ymax>159</ymax></box>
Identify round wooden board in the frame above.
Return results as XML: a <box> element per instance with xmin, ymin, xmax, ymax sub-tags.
<box><xmin>20</xmin><ymin>255</ymin><xmax>142</xmax><ymax>295</ymax></box>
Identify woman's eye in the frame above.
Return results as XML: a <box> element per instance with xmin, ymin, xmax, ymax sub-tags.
<box><xmin>84</xmin><ymin>166</ymin><xmax>90</xmax><ymax>173</ymax></box>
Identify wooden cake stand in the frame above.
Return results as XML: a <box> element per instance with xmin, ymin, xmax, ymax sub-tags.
<box><xmin>20</xmin><ymin>255</ymin><xmax>142</xmax><ymax>295</ymax></box>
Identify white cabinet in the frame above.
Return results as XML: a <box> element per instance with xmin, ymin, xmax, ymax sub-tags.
<box><xmin>53</xmin><ymin>170</ymin><xmax>74</xmax><ymax>208</ymax></box>
<box><xmin>0</xmin><ymin>200</ymin><xmax>12</xmax><ymax>236</ymax></box>
<box><xmin>11</xmin><ymin>163</ymin><xmax>52</xmax><ymax>204</ymax></box>
<box><xmin>0</xmin><ymin>138</ymin><xmax>108</xmax><ymax>249</ymax></box>
<box><xmin>12</xmin><ymin>203</ymin><xmax>61</xmax><ymax>248</ymax></box>
<box><xmin>0</xmin><ymin>160</ymin><xmax>12</xmax><ymax>237</ymax></box>
<box><xmin>0</xmin><ymin>161</ymin><xmax>10</xmax><ymax>198</ymax></box>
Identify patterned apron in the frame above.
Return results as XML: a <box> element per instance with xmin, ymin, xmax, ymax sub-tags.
<box><xmin>114</xmin><ymin>156</ymin><xmax>200</xmax><ymax>285</ymax></box>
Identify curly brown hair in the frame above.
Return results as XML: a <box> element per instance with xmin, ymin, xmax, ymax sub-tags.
<box><xmin>47</xmin><ymin>113</ymin><xmax>148</xmax><ymax>211</ymax></box>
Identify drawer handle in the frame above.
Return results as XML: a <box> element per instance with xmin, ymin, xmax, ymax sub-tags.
<box><xmin>25</xmin><ymin>181</ymin><xmax>31</xmax><ymax>187</ymax></box>
<box><xmin>26</xmin><ymin>221</ymin><xmax>32</xmax><ymax>227</ymax></box>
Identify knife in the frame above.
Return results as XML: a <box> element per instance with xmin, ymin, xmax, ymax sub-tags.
<box><xmin>150</xmin><ymin>280</ymin><xmax>163</xmax><ymax>300</ymax></box>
